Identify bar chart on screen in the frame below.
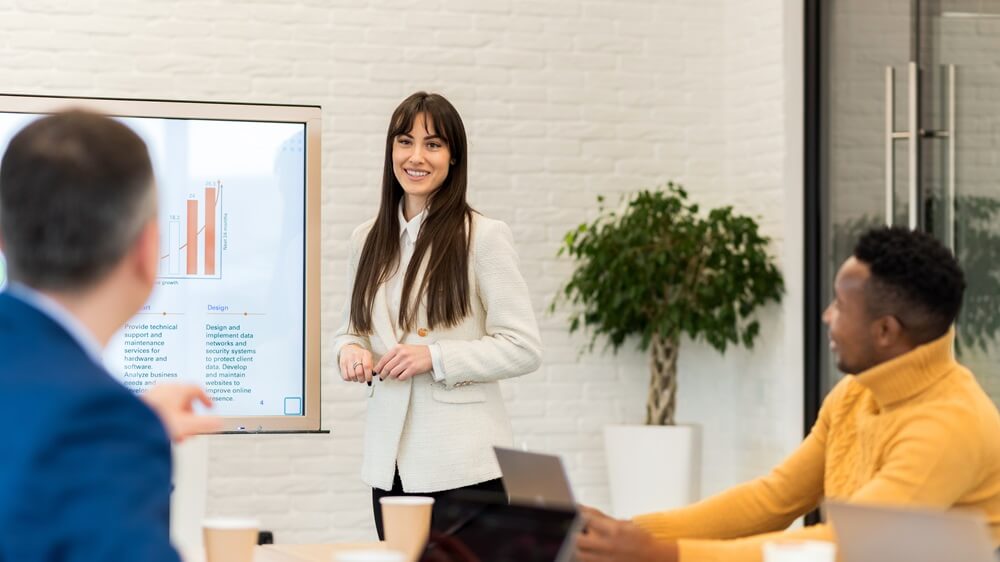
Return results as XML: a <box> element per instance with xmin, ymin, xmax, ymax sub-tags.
<box><xmin>160</xmin><ymin>180</ymin><xmax>225</xmax><ymax>279</ymax></box>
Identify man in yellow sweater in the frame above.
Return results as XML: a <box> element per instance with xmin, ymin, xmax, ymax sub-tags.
<box><xmin>576</xmin><ymin>227</ymin><xmax>1000</xmax><ymax>562</ymax></box>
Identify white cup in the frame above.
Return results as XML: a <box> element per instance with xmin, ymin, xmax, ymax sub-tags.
<box><xmin>333</xmin><ymin>550</ymin><xmax>406</xmax><ymax>562</ymax></box>
<box><xmin>202</xmin><ymin>517</ymin><xmax>260</xmax><ymax>562</ymax></box>
<box><xmin>379</xmin><ymin>496</ymin><xmax>435</xmax><ymax>562</ymax></box>
<box><xmin>763</xmin><ymin>539</ymin><xmax>836</xmax><ymax>562</ymax></box>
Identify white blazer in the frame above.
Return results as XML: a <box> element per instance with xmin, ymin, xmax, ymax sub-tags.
<box><xmin>332</xmin><ymin>213</ymin><xmax>542</xmax><ymax>492</ymax></box>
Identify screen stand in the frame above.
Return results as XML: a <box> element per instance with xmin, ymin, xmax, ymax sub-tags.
<box><xmin>170</xmin><ymin>436</ymin><xmax>209</xmax><ymax>560</ymax></box>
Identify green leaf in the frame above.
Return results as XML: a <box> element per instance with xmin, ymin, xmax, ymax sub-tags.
<box><xmin>551</xmin><ymin>181</ymin><xmax>785</xmax><ymax>370</ymax></box>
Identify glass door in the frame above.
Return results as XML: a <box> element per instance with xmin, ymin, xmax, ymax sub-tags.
<box><xmin>818</xmin><ymin>0</ymin><xmax>1000</xmax><ymax>403</ymax></box>
<box><xmin>923</xmin><ymin>0</ymin><xmax>1000</xmax><ymax>401</ymax></box>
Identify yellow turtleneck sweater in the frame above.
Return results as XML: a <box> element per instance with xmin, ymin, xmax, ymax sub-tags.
<box><xmin>633</xmin><ymin>330</ymin><xmax>1000</xmax><ymax>562</ymax></box>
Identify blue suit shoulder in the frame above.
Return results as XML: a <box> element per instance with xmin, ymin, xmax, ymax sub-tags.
<box><xmin>0</xmin><ymin>293</ymin><xmax>179</xmax><ymax>562</ymax></box>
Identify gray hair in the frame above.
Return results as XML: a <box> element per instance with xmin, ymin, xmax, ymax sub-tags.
<box><xmin>0</xmin><ymin>110</ymin><xmax>156</xmax><ymax>291</ymax></box>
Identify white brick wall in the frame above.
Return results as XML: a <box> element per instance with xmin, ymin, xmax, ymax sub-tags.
<box><xmin>0</xmin><ymin>0</ymin><xmax>804</xmax><ymax>543</ymax></box>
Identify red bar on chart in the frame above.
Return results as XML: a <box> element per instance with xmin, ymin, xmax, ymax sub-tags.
<box><xmin>205</xmin><ymin>187</ymin><xmax>217</xmax><ymax>275</ymax></box>
<box><xmin>187</xmin><ymin>199</ymin><xmax>198</xmax><ymax>275</ymax></box>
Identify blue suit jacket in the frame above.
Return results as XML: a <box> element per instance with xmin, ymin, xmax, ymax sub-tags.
<box><xmin>0</xmin><ymin>292</ymin><xmax>179</xmax><ymax>562</ymax></box>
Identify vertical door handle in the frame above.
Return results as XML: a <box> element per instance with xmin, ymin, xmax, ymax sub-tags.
<box><xmin>946</xmin><ymin>64</ymin><xmax>956</xmax><ymax>250</ymax></box>
<box><xmin>885</xmin><ymin>63</ymin><xmax>921</xmax><ymax>229</ymax></box>
<box><xmin>907</xmin><ymin>62</ymin><xmax>919</xmax><ymax>230</ymax></box>
<box><xmin>885</xmin><ymin>66</ymin><xmax>896</xmax><ymax>226</ymax></box>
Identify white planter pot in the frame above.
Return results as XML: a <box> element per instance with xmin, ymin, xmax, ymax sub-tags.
<box><xmin>603</xmin><ymin>424</ymin><xmax>701</xmax><ymax>519</ymax></box>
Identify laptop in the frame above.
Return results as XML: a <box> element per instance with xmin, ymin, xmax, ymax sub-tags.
<box><xmin>421</xmin><ymin>490</ymin><xmax>581</xmax><ymax>562</ymax></box>
<box><xmin>825</xmin><ymin>500</ymin><xmax>998</xmax><ymax>562</ymax></box>
<box><xmin>493</xmin><ymin>446</ymin><xmax>576</xmax><ymax>509</ymax></box>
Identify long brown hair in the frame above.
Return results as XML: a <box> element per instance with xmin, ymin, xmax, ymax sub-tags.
<box><xmin>350</xmin><ymin>92</ymin><xmax>474</xmax><ymax>334</ymax></box>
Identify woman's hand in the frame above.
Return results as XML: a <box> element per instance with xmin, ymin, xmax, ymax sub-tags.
<box><xmin>339</xmin><ymin>344</ymin><xmax>374</xmax><ymax>383</ymax></box>
<box><xmin>576</xmin><ymin>506</ymin><xmax>678</xmax><ymax>562</ymax></box>
<box><xmin>374</xmin><ymin>344</ymin><xmax>433</xmax><ymax>381</ymax></box>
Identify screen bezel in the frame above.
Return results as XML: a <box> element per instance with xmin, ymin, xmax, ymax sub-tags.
<box><xmin>0</xmin><ymin>93</ymin><xmax>322</xmax><ymax>433</ymax></box>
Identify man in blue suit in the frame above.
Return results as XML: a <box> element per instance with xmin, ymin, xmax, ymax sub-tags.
<box><xmin>0</xmin><ymin>111</ymin><xmax>219</xmax><ymax>561</ymax></box>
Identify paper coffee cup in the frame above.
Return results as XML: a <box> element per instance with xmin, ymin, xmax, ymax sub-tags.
<box><xmin>203</xmin><ymin>517</ymin><xmax>260</xmax><ymax>562</ymax></box>
<box><xmin>762</xmin><ymin>539</ymin><xmax>836</xmax><ymax>562</ymax></box>
<box><xmin>379</xmin><ymin>497</ymin><xmax>434</xmax><ymax>562</ymax></box>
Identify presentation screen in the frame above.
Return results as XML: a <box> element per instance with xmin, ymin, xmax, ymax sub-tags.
<box><xmin>0</xmin><ymin>95</ymin><xmax>322</xmax><ymax>432</ymax></box>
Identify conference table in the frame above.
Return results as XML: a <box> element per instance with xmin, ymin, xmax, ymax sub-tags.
<box><xmin>253</xmin><ymin>543</ymin><xmax>386</xmax><ymax>562</ymax></box>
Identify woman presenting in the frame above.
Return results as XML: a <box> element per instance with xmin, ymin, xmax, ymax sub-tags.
<box><xmin>332</xmin><ymin>92</ymin><xmax>542</xmax><ymax>538</ymax></box>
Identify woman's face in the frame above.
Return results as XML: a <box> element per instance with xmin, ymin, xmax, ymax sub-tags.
<box><xmin>392</xmin><ymin>112</ymin><xmax>451</xmax><ymax>202</ymax></box>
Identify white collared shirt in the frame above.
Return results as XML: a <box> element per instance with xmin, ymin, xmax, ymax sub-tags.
<box><xmin>386</xmin><ymin>202</ymin><xmax>446</xmax><ymax>382</ymax></box>
<box><xmin>5</xmin><ymin>282</ymin><xmax>105</xmax><ymax>364</ymax></box>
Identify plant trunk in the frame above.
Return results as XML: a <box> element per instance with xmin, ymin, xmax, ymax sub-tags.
<box><xmin>647</xmin><ymin>332</ymin><xmax>679</xmax><ymax>425</ymax></box>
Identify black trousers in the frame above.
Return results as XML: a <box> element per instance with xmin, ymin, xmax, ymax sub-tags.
<box><xmin>372</xmin><ymin>467</ymin><xmax>507</xmax><ymax>540</ymax></box>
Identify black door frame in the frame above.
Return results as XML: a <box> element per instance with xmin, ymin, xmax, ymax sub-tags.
<box><xmin>803</xmin><ymin>0</ymin><xmax>823</xmax><ymax>526</ymax></box>
<box><xmin>803</xmin><ymin>0</ymin><xmax>823</xmax><ymax>439</ymax></box>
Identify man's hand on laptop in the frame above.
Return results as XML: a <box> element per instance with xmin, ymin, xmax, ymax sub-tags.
<box><xmin>576</xmin><ymin>505</ymin><xmax>678</xmax><ymax>562</ymax></box>
<box><xmin>141</xmin><ymin>384</ymin><xmax>222</xmax><ymax>443</ymax></box>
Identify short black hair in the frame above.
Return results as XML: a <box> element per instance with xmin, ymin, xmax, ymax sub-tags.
<box><xmin>0</xmin><ymin>110</ymin><xmax>155</xmax><ymax>290</ymax></box>
<box><xmin>853</xmin><ymin>226</ymin><xmax>966</xmax><ymax>344</ymax></box>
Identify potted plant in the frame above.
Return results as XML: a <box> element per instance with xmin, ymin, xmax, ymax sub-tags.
<box><xmin>552</xmin><ymin>183</ymin><xmax>784</xmax><ymax>517</ymax></box>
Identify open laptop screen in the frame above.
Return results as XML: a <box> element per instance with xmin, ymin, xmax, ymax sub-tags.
<box><xmin>493</xmin><ymin>446</ymin><xmax>576</xmax><ymax>509</ymax></box>
<box><xmin>825</xmin><ymin>500</ymin><xmax>997</xmax><ymax>562</ymax></box>
<box><xmin>421</xmin><ymin>491</ymin><xmax>580</xmax><ymax>562</ymax></box>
